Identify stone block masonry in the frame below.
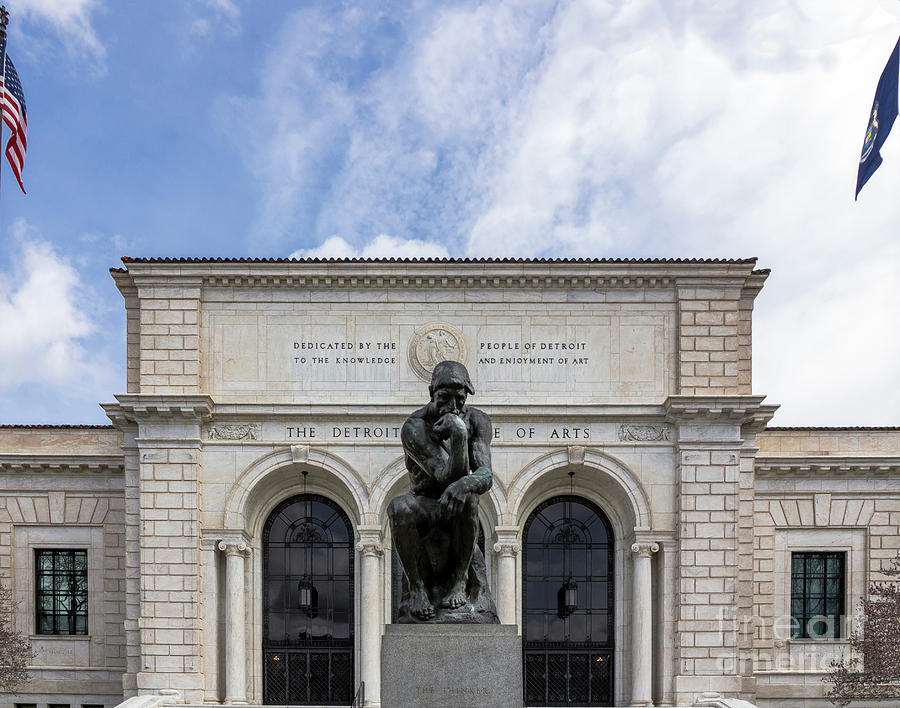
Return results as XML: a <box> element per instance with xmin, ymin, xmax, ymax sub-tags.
<box><xmin>666</xmin><ymin>396</ymin><xmax>774</xmax><ymax>705</ymax></box>
<box><xmin>105</xmin><ymin>396</ymin><xmax>213</xmax><ymax>703</ymax></box>
<box><xmin>133</xmin><ymin>279</ymin><xmax>203</xmax><ymax>394</ymax></box>
<box><xmin>676</xmin><ymin>273</ymin><xmax>764</xmax><ymax>396</ymax></box>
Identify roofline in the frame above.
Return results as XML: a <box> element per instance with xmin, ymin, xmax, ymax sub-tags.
<box><xmin>764</xmin><ymin>426</ymin><xmax>900</xmax><ymax>431</ymax></box>
<box><xmin>0</xmin><ymin>424</ymin><xmax>115</xmax><ymax>429</ymax></box>
<box><xmin>120</xmin><ymin>256</ymin><xmax>759</xmax><ymax>265</ymax></box>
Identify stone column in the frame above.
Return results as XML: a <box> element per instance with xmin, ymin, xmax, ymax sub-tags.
<box><xmin>356</xmin><ymin>532</ymin><xmax>384</xmax><ymax>707</ymax></box>
<box><xmin>631</xmin><ymin>541</ymin><xmax>659</xmax><ymax>707</ymax></box>
<box><xmin>218</xmin><ymin>540</ymin><xmax>250</xmax><ymax>705</ymax></box>
<box><xmin>492</xmin><ymin>540</ymin><xmax>520</xmax><ymax>626</ymax></box>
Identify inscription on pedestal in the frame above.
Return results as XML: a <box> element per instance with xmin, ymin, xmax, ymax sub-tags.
<box><xmin>381</xmin><ymin>624</ymin><xmax>522</xmax><ymax>708</ymax></box>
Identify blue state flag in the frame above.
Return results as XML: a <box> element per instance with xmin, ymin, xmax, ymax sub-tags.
<box><xmin>856</xmin><ymin>37</ymin><xmax>899</xmax><ymax>199</ymax></box>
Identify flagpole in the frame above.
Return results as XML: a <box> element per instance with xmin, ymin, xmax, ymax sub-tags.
<box><xmin>0</xmin><ymin>6</ymin><xmax>8</xmax><ymax>202</ymax></box>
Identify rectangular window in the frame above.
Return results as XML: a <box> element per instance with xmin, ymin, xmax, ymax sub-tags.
<box><xmin>791</xmin><ymin>551</ymin><xmax>845</xmax><ymax>639</ymax></box>
<box><xmin>35</xmin><ymin>549</ymin><xmax>88</xmax><ymax>635</ymax></box>
<box><xmin>15</xmin><ymin>703</ymin><xmax>37</xmax><ymax>708</ymax></box>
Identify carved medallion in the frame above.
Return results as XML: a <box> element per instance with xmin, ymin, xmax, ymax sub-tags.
<box><xmin>408</xmin><ymin>322</ymin><xmax>467</xmax><ymax>382</ymax></box>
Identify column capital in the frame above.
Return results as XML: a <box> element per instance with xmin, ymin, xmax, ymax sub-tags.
<box><xmin>492</xmin><ymin>541</ymin><xmax>521</xmax><ymax>557</ymax></box>
<box><xmin>356</xmin><ymin>540</ymin><xmax>384</xmax><ymax>557</ymax></box>
<box><xmin>217</xmin><ymin>540</ymin><xmax>250</xmax><ymax>556</ymax></box>
<box><xmin>356</xmin><ymin>525</ymin><xmax>384</xmax><ymax>557</ymax></box>
<box><xmin>631</xmin><ymin>541</ymin><xmax>659</xmax><ymax>558</ymax></box>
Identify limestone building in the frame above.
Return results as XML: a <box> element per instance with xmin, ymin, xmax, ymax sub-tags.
<box><xmin>0</xmin><ymin>257</ymin><xmax>898</xmax><ymax>708</ymax></box>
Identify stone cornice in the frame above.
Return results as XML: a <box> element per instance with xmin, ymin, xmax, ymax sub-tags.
<box><xmin>114</xmin><ymin>259</ymin><xmax>763</xmax><ymax>291</ymax></box>
<box><xmin>664</xmin><ymin>395</ymin><xmax>777</xmax><ymax>429</ymax></box>
<box><xmin>755</xmin><ymin>456</ymin><xmax>900</xmax><ymax>477</ymax></box>
<box><xmin>103</xmin><ymin>395</ymin><xmax>215</xmax><ymax>426</ymax></box>
<box><xmin>0</xmin><ymin>454</ymin><xmax>124</xmax><ymax>474</ymax></box>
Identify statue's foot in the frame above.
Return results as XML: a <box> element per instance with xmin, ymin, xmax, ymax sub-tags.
<box><xmin>409</xmin><ymin>587</ymin><xmax>435</xmax><ymax>620</ymax></box>
<box><xmin>440</xmin><ymin>580</ymin><xmax>467</xmax><ymax>609</ymax></box>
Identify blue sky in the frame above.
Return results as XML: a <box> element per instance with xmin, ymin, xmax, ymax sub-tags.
<box><xmin>0</xmin><ymin>0</ymin><xmax>899</xmax><ymax>426</ymax></box>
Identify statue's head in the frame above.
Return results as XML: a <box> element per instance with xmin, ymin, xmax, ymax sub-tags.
<box><xmin>428</xmin><ymin>360</ymin><xmax>474</xmax><ymax>416</ymax></box>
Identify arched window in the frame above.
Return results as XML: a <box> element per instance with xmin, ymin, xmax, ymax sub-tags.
<box><xmin>523</xmin><ymin>495</ymin><xmax>614</xmax><ymax>706</ymax></box>
<box><xmin>262</xmin><ymin>495</ymin><xmax>354</xmax><ymax>705</ymax></box>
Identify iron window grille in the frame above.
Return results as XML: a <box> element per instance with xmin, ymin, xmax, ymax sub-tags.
<box><xmin>35</xmin><ymin>549</ymin><xmax>88</xmax><ymax>635</ymax></box>
<box><xmin>262</xmin><ymin>494</ymin><xmax>354</xmax><ymax>705</ymax></box>
<box><xmin>522</xmin><ymin>495</ymin><xmax>615</xmax><ymax>706</ymax></box>
<box><xmin>790</xmin><ymin>551</ymin><xmax>845</xmax><ymax>639</ymax></box>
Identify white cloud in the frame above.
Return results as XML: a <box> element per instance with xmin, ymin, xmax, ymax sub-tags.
<box><xmin>190</xmin><ymin>18</ymin><xmax>212</xmax><ymax>38</ymax></box>
<box><xmin>201</xmin><ymin>0</ymin><xmax>239</xmax><ymax>21</ymax></box>
<box><xmin>224</xmin><ymin>0</ymin><xmax>900</xmax><ymax>423</ymax></box>
<box><xmin>754</xmin><ymin>246</ymin><xmax>900</xmax><ymax>425</ymax></box>
<box><xmin>14</xmin><ymin>0</ymin><xmax>105</xmax><ymax>69</ymax></box>
<box><xmin>0</xmin><ymin>221</ymin><xmax>110</xmax><ymax>392</ymax></box>
<box><xmin>221</xmin><ymin>1</ymin><xmax>551</xmax><ymax>252</ymax></box>
<box><xmin>291</xmin><ymin>234</ymin><xmax>449</xmax><ymax>260</ymax></box>
<box><xmin>465</xmin><ymin>0</ymin><xmax>900</xmax><ymax>259</ymax></box>
<box><xmin>188</xmin><ymin>0</ymin><xmax>240</xmax><ymax>38</ymax></box>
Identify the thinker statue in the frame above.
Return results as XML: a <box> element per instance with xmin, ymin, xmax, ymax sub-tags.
<box><xmin>388</xmin><ymin>360</ymin><xmax>499</xmax><ymax>623</ymax></box>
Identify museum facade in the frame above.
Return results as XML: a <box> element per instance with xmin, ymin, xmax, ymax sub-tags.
<box><xmin>1</xmin><ymin>257</ymin><xmax>898</xmax><ymax>708</ymax></box>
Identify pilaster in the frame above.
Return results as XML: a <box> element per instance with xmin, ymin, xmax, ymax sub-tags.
<box><xmin>664</xmin><ymin>395</ymin><xmax>775</xmax><ymax>704</ymax></box>
<box><xmin>105</xmin><ymin>394</ymin><xmax>214</xmax><ymax>703</ymax></box>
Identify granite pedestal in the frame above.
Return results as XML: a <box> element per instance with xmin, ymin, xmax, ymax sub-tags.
<box><xmin>381</xmin><ymin>624</ymin><xmax>522</xmax><ymax>708</ymax></box>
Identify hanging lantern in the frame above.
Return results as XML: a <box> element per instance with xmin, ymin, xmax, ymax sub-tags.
<box><xmin>557</xmin><ymin>576</ymin><xmax>578</xmax><ymax>618</ymax></box>
<box><xmin>564</xmin><ymin>576</ymin><xmax>578</xmax><ymax>612</ymax></box>
<box><xmin>556</xmin><ymin>469</ymin><xmax>578</xmax><ymax>619</ymax></box>
<box><xmin>298</xmin><ymin>574</ymin><xmax>318</xmax><ymax>617</ymax></box>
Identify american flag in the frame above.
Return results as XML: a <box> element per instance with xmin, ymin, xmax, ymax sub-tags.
<box><xmin>0</xmin><ymin>33</ymin><xmax>26</xmax><ymax>193</ymax></box>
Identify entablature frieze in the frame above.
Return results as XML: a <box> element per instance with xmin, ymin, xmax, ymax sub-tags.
<box><xmin>198</xmin><ymin>273</ymin><xmax>681</xmax><ymax>290</ymax></box>
<box><xmin>755</xmin><ymin>456</ymin><xmax>900</xmax><ymax>477</ymax></box>
<box><xmin>0</xmin><ymin>454</ymin><xmax>124</xmax><ymax>475</ymax></box>
<box><xmin>200</xmin><ymin>402</ymin><xmax>679</xmax><ymax>447</ymax></box>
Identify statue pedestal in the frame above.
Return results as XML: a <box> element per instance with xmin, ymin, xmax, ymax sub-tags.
<box><xmin>381</xmin><ymin>623</ymin><xmax>522</xmax><ymax>708</ymax></box>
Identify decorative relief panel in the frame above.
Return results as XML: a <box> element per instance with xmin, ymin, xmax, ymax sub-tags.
<box><xmin>617</xmin><ymin>424</ymin><xmax>671</xmax><ymax>442</ymax></box>
<box><xmin>208</xmin><ymin>423</ymin><xmax>260</xmax><ymax>441</ymax></box>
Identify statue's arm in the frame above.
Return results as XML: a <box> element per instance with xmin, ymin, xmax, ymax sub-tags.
<box><xmin>401</xmin><ymin>417</ymin><xmax>455</xmax><ymax>485</ymax></box>
<box><xmin>463</xmin><ymin>410</ymin><xmax>493</xmax><ymax>495</ymax></box>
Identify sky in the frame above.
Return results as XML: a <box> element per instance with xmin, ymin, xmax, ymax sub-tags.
<box><xmin>0</xmin><ymin>0</ymin><xmax>898</xmax><ymax>427</ymax></box>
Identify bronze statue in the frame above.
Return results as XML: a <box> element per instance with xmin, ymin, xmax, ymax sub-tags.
<box><xmin>388</xmin><ymin>361</ymin><xmax>499</xmax><ymax>623</ymax></box>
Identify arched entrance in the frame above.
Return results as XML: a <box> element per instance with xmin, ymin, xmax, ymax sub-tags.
<box><xmin>523</xmin><ymin>495</ymin><xmax>615</xmax><ymax>706</ymax></box>
<box><xmin>262</xmin><ymin>494</ymin><xmax>354</xmax><ymax>705</ymax></box>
